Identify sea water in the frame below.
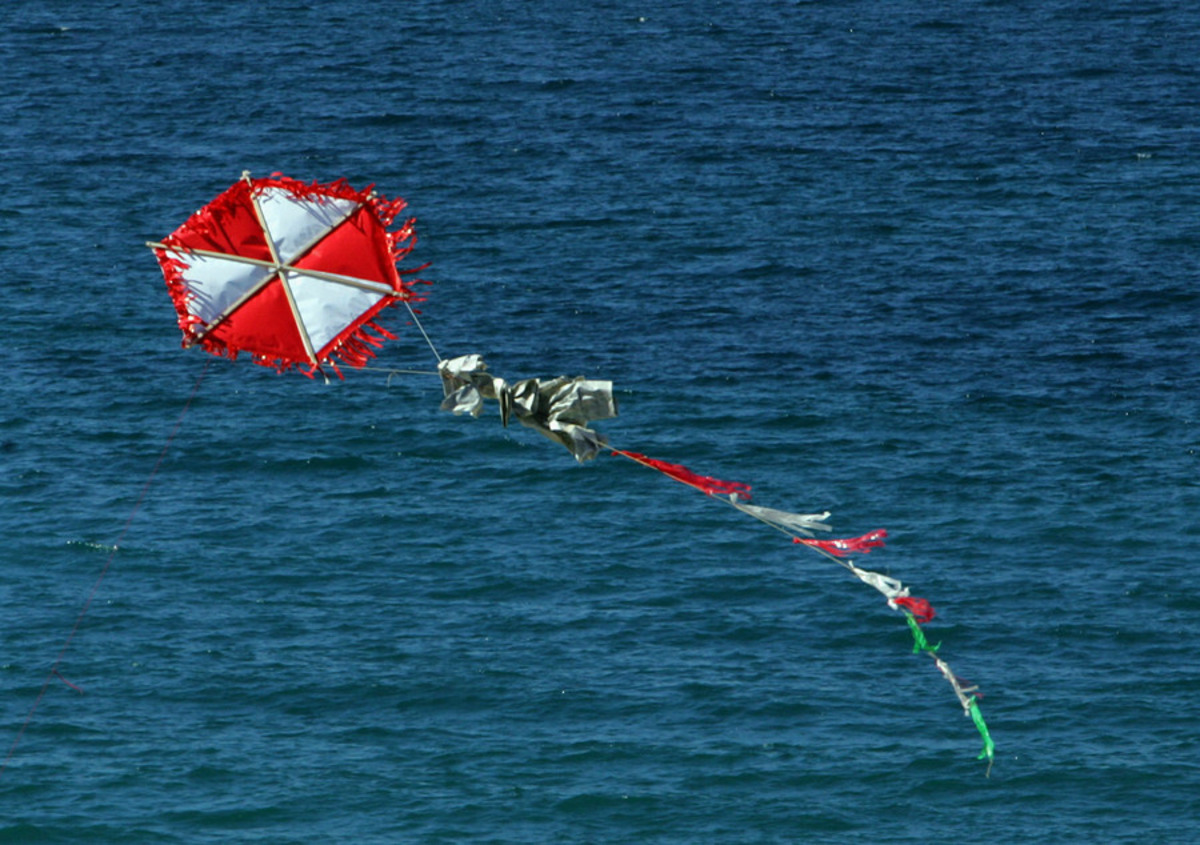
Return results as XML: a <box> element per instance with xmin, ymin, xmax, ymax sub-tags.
<box><xmin>2</xmin><ymin>1</ymin><xmax>1198</xmax><ymax>841</ymax></box>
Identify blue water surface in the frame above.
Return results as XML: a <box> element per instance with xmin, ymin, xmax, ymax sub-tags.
<box><xmin>2</xmin><ymin>1</ymin><xmax>1199</xmax><ymax>842</ymax></box>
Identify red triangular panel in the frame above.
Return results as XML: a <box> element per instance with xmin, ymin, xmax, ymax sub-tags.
<box><xmin>167</xmin><ymin>180</ymin><xmax>273</xmax><ymax>263</ymax></box>
<box><xmin>292</xmin><ymin>205</ymin><xmax>402</xmax><ymax>290</ymax></box>
<box><xmin>203</xmin><ymin>277</ymin><xmax>310</xmax><ymax>365</ymax></box>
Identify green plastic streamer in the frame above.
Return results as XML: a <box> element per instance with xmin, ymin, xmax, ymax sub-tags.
<box><xmin>904</xmin><ymin>612</ymin><xmax>940</xmax><ymax>654</ymax></box>
<box><xmin>968</xmin><ymin>698</ymin><xmax>995</xmax><ymax>769</ymax></box>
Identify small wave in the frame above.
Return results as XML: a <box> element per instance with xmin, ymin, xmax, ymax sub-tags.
<box><xmin>66</xmin><ymin>540</ymin><xmax>118</xmax><ymax>552</ymax></box>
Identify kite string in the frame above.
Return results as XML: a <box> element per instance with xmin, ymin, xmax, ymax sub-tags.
<box><xmin>0</xmin><ymin>360</ymin><xmax>210</xmax><ymax>779</ymax></box>
<box><xmin>404</xmin><ymin>301</ymin><xmax>441</xmax><ymax>362</ymax></box>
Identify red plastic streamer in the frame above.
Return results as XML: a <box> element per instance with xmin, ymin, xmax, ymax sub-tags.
<box><xmin>794</xmin><ymin>529</ymin><xmax>887</xmax><ymax>556</ymax></box>
<box><xmin>894</xmin><ymin>596</ymin><xmax>936</xmax><ymax>624</ymax></box>
<box><xmin>611</xmin><ymin>449</ymin><xmax>752</xmax><ymax>500</ymax></box>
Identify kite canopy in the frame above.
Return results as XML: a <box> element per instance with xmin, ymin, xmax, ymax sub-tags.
<box><xmin>148</xmin><ymin>173</ymin><xmax>425</xmax><ymax>375</ymax></box>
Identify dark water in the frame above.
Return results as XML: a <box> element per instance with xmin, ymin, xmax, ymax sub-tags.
<box><xmin>3</xmin><ymin>1</ymin><xmax>1199</xmax><ymax>841</ymax></box>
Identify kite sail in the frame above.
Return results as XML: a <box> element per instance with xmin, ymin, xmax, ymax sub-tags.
<box><xmin>145</xmin><ymin>173</ymin><xmax>998</xmax><ymax>770</ymax></box>
<box><xmin>147</xmin><ymin>172</ymin><xmax>427</xmax><ymax>376</ymax></box>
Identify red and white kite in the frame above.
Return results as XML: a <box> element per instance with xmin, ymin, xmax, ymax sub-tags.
<box><xmin>142</xmin><ymin>171</ymin><xmax>996</xmax><ymax>771</ymax></box>
<box><xmin>148</xmin><ymin>173</ymin><xmax>425</xmax><ymax>376</ymax></box>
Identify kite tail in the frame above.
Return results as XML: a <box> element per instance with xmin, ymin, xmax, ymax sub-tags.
<box><xmin>610</xmin><ymin>448</ymin><xmax>995</xmax><ymax>771</ymax></box>
<box><xmin>904</xmin><ymin>608</ymin><xmax>996</xmax><ymax>775</ymax></box>
<box><xmin>436</xmin><ymin>355</ymin><xmax>993</xmax><ymax>771</ymax></box>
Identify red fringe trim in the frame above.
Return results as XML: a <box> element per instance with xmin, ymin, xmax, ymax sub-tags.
<box><xmin>611</xmin><ymin>449</ymin><xmax>752</xmax><ymax>500</ymax></box>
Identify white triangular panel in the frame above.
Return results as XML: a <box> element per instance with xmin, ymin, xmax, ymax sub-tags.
<box><xmin>285</xmin><ymin>270</ymin><xmax>386</xmax><ymax>357</ymax></box>
<box><xmin>171</xmin><ymin>251</ymin><xmax>275</xmax><ymax>324</ymax></box>
<box><xmin>256</xmin><ymin>188</ymin><xmax>359</xmax><ymax>265</ymax></box>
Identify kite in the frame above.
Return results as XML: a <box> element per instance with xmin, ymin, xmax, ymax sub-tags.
<box><xmin>146</xmin><ymin>172</ymin><xmax>994</xmax><ymax>771</ymax></box>
<box><xmin>147</xmin><ymin>172</ymin><xmax>429</xmax><ymax>377</ymax></box>
<box><xmin>6</xmin><ymin>172</ymin><xmax>995</xmax><ymax>776</ymax></box>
